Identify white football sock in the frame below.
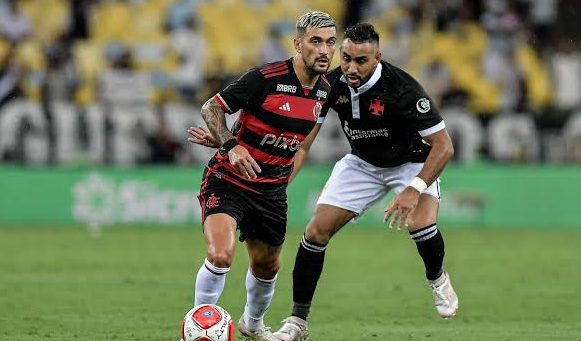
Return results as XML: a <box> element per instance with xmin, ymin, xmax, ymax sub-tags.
<box><xmin>194</xmin><ymin>258</ymin><xmax>230</xmax><ymax>306</ymax></box>
<box><xmin>243</xmin><ymin>268</ymin><xmax>277</xmax><ymax>331</ymax></box>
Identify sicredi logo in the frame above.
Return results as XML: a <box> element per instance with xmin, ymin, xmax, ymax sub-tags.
<box><xmin>277</xmin><ymin>84</ymin><xmax>297</xmax><ymax>93</ymax></box>
<box><xmin>260</xmin><ymin>133</ymin><xmax>301</xmax><ymax>152</ymax></box>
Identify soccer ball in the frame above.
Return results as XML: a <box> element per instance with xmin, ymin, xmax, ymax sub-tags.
<box><xmin>181</xmin><ymin>304</ymin><xmax>235</xmax><ymax>341</ymax></box>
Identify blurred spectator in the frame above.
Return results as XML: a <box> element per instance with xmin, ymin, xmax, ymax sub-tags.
<box><xmin>417</xmin><ymin>60</ymin><xmax>452</xmax><ymax>108</ymax></box>
<box><xmin>343</xmin><ymin>0</ymin><xmax>370</xmax><ymax>28</ymax></box>
<box><xmin>260</xmin><ymin>24</ymin><xmax>287</xmax><ymax>64</ymax></box>
<box><xmin>0</xmin><ymin>0</ymin><xmax>31</xmax><ymax>45</ymax></box>
<box><xmin>167</xmin><ymin>16</ymin><xmax>206</xmax><ymax>103</ymax></box>
<box><xmin>42</xmin><ymin>33</ymin><xmax>78</xmax><ymax>102</ymax></box>
<box><xmin>481</xmin><ymin>0</ymin><xmax>527</xmax><ymax>112</ymax></box>
<box><xmin>433</xmin><ymin>0</ymin><xmax>463</xmax><ymax>31</ymax></box>
<box><xmin>481</xmin><ymin>0</ymin><xmax>521</xmax><ymax>52</ymax></box>
<box><xmin>146</xmin><ymin>115</ymin><xmax>182</xmax><ymax>163</ymax></box>
<box><xmin>67</xmin><ymin>0</ymin><xmax>92</xmax><ymax>40</ymax></box>
<box><xmin>380</xmin><ymin>15</ymin><xmax>414</xmax><ymax>69</ymax></box>
<box><xmin>165</xmin><ymin>0</ymin><xmax>201</xmax><ymax>32</ymax></box>
<box><xmin>100</xmin><ymin>43</ymin><xmax>151</xmax><ymax>105</ymax></box>
<box><xmin>482</xmin><ymin>45</ymin><xmax>526</xmax><ymax>112</ymax></box>
<box><xmin>99</xmin><ymin>43</ymin><xmax>155</xmax><ymax>165</ymax></box>
<box><xmin>551</xmin><ymin>39</ymin><xmax>581</xmax><ymax>111</ymax></box>
<box><xmin>525</xmin><ymin>0</ymin><xmax>558</xmax><ymax>52</ymax></box>
<box><xmin>0</xmin><ymin>39</ymin><xmax>21</xmax><ymax>108</ymax></box>
<box><xmin>41</xmin><ymin>31</ymin><xmax>79</xmax><ymax>164</ymax></box>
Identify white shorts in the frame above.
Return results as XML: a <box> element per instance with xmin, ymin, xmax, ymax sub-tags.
<box><xmin>317</xmin><ymin>154</ymin><xmax>441</xmax><ymax>215</ymax></box>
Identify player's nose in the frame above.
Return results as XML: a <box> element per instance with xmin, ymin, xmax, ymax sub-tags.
<box><xmin>318</xmin><ymin>44</ymin><xmax>330</xmax><ymax>55</ymax></box>
<box><xmin>347</xmin><ymin>62</ymin><xmax>357</xmax><ymax>73</ymax></box>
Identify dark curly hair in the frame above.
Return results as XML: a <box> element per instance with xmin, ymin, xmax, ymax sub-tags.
<box><xmin>344</xmin><ymin>23</ymin><xmax>379</xmax><ymax>44</ymax></box>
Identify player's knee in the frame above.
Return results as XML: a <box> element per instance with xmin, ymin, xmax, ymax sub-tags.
<box><xmin>250</xmin><ymin>257</ymin><xmax>280</xmax><ymax>278</ymax></box>
<box><xmin>206</xmin><ymin>250</ymin><xmax>234</xmax><ymax>268</ymax></box>
<box><xmin>305</xmin><ymin>219</ymin><xmax>333</xmax><ymax>244</ymax></box>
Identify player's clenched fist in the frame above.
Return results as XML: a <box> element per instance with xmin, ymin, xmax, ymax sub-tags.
<box><xmin>228</xmin><ymin>145</ymin><xmax>261</xmax><ymax>180</ymax></box>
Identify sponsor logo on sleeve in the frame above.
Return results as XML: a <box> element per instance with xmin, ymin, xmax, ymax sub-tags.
<box><xmin>416</xmin><ymin>98</ymin><xmax>431</xmax><ymax>113</ymax></box>
<box><xmin>313</xmin><ymin>101</ymin><xmax>322</xmax><ymax>120</ymax></box>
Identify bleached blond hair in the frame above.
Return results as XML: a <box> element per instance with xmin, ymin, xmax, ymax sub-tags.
<box><xmin>296</xmin><ymin>11</ymin><xmax>336</xmax><ymax>37</ymax></box>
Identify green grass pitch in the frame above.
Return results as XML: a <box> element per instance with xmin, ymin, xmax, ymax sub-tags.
<box><xmin>1</xmin><ymin>226</ymin><xmax>581</xmax><ymax>340</ymax></box>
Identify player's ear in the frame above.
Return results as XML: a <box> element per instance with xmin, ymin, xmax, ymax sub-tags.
<box><xmin>294</xmin><ymin>37</ymin><xmax>301</xmax><ymax>53</ymax></box>
<box><xmin>375</xmin><ymin>51</ymin><xmax>382</xmax><ymax>63</ymax></box>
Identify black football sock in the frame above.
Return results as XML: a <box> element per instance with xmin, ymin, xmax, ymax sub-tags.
<box><xmin>291</xmin><ymin>234</ymin><xmax>327</xmax><ymax>321</ymax></box>
<box><xmin>410</xmin><ymin>223</ymin><xmax>445</xmax><ymax>281</ymax></box>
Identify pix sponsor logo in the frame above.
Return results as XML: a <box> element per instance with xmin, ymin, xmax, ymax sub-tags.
<box><xmin>316</xmin><ymin>89</ymin><xmax>327</xmax><ymax>99</ymax></box>
<box><xmin>260</xmin><ymin>133</ymin><xmax>301</xmax><ymax>151</ymax></box>
<box><xmin>276</xmin><ymin>84</ymin><xmax>297</xmax><ymax>93</ymax></box>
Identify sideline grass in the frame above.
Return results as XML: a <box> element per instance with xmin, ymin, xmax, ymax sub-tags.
<box><xmin>1</xmin><ymin>226</ymin><xmax>580</xmax><ymax>340</ymax></box>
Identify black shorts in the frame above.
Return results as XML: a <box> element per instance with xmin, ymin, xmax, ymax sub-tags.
<box><xmin>197</xmin><ymin>169</ymin><xmax>288</xmax><ymax>246</ymax></box>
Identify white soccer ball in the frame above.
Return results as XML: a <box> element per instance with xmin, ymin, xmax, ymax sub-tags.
<box><xmin>181</xmin><ymin>304</ymin><xmax>234</xmax><ymax>341</ymax></box>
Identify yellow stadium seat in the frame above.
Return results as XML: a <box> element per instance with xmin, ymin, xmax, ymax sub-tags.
<box><xmin>21</xmin><ymin>0</ymin><xmax>70</xmax><ymax>43</ymax></box>
<box><xmin>73</xmin><ymin>40</ymin><xmax>106</xmax><ymax>81</ymax></box>
<box><xmin>126</xmin><ymin>2</ymin><xmax>166</xmax><ymax>44</ymax></box>
<box><xmin>90</xmin><ymin>2</ymin><xmax>132</xmax><ymax>42</ymax></box>
<box><xmin>516</xmin><ymin>44</ymin><xmax>552</xmax><ymax>109</ymax></box>
<box><xmin>15</xmin><ymin>40</ymin><xmax>46</xmax><ymax>71</ymax></box>
<box><xmin>73</xmin><ymin>41</ymin><xmax>105</xmax><ymax>105</ymax></box>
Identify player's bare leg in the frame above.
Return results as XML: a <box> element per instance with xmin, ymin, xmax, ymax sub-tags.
<box><xmin>238</xmin><ymin>239</ymin><xmax>281</xmax><ymax>341</ymax></box>
<box><xmin>408</xmin><ymin>194</ymin><xmax>458</xmax><ymax>318</ymax></box>
<box><xmin>275</xmin><ymin>204</ymin><xmax>354</xmax><ymax>341</ymax></box>
<box><xmin>194</xmin><ymin>213</ymin><xmax>237</xmax><ymax>306</ymax></box>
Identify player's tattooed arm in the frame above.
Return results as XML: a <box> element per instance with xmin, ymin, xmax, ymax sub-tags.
<box><xmin>200</xmin><ymin>97</ymin><xmax>235</xmax><ymax>145</ymax></box>
<box><xmin>199</xmin><ymin>96</ymin><xmax>261</xmax><ymax>179</ymax></box>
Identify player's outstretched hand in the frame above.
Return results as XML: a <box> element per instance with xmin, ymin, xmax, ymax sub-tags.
<box><xmin>383</xmin><ymin>187</ymin><xmax>421</xmax><ymax>231</ymax></box>
<box><xmin>187</xmin><ymin>126</ymin><xmax>220</xmax><ymax>148</ymax></box>
<box><xmin>228</xmin><ymin>145</ymin><xmax>261</xmax><ymax>179</ymax></box>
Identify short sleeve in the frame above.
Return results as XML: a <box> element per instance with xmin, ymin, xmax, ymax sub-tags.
<box><xmin>318</xmin><ymin>89</ymin><xmax>336</xmax><ymax>123</ymax></box>
<box><xmin>317</xmin><ymin>70</ymin><xmax>342</xmax><ymax>123</ymax></box>
<box><xmin>399</xmin><ymin>88</ymin><xmax>445</xmax><ymax>137</ymax></box>
<box><xmin>214</xmin><ymin>68</ymin><xmax>265</xmax><ymax>114</ymax></box>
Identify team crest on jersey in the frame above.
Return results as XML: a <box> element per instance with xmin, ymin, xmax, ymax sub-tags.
<box><xmin>336</xmin><ymin>95</ymin><xmax>349</xmax><ymax>104</ymax></box>
<box><xmin>313</xmin><ymin>102</ymin><xmax>322</xmax><ymax>120</ymax></box>
<box><xmin>369</xmin><ymin>99</ymin><xmax>385</xmax><ymax>117</ymax></box>
<box><xmin>416</xmin><ymin>98</ymin><xmax>431</xmax><ymax>113</ymax></box>
<box><xmin>206</xmin><ymin>193</ymin><xmax>220</xmax><ymax>209</ymax></box>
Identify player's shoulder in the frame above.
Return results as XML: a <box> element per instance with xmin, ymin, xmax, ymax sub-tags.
<box><xmin>324</xmin><ymin>67</ymin><xmax>343</xmax><ymax>85</ymax></box>
<box><xmin>382</xmin><ymin>61</ymin><xmax>425</xmax><ymax>95</ymax></box>
<box><xmin>256</xmin><ymin>59</ymin><xmax>292</xmax><ymax>79</ymax></box>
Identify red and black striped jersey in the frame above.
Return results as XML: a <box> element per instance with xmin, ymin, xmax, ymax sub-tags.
<box><xmin>208</xmin><ymin>58</ymin><xmax>331</xmax><ymax>193</ymax></box>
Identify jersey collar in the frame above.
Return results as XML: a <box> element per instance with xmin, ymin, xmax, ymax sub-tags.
<box><xmin>340</xmin><ymin>62</ymin><xmax>383</xmax><ymax>119</ymax></box>
<box><xmin>340</xmin><ymin>62</ymin><xmax>382</xmax><ymax>95</ymax></box>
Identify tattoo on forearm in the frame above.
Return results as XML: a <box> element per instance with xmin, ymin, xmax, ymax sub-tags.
<box><xmin>201</xmin><ymin>98</ymin><xmax>234</xmax><ymax>145</ymax></box>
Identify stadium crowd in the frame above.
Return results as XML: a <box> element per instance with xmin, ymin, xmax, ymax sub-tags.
<box><xmin>0</xmin><ymin>0</ymin><xmax>580</xmax><ymax>165</ymax></box>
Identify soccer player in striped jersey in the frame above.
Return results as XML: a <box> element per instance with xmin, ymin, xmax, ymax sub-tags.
<box><xmin>190</xmin><ymin>11</ymin><xmax>337</xmax><ymax>341</ymax></box>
